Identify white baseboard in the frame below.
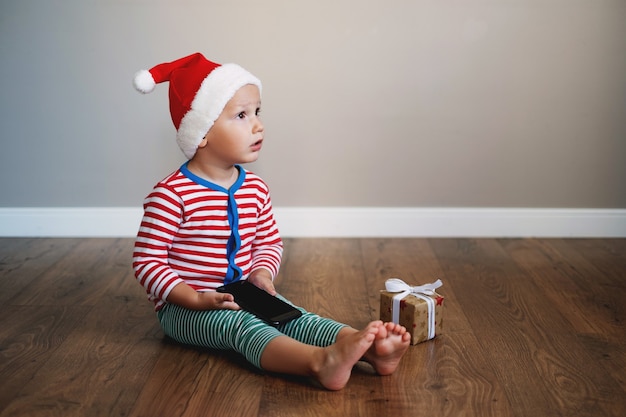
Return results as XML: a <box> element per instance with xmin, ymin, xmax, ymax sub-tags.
<box><xmin>0</xmin><ymin>207</ymin><xmax>624</xmax><ymax>238</ymax></box>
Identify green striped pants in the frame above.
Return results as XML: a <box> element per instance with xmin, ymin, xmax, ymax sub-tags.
<box><xmin>157</xmin><ymin>296</ymin><xmax>347</xmax><ymax>369</ymax></box>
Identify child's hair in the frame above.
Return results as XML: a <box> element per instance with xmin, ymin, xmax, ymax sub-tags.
<box><xmin>133</xmin><ymin>52</ymin><xmax>261</xmax><ymax>159</ymax></box>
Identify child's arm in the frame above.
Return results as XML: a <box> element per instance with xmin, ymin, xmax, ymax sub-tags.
<box><xmin>248</xmin><ymin>191</ymin><xmax>283</xmax><ymax>295</ymax></box>
<box><xmin>167</xmin><ymin>281</ymin><xmax>240</xmax><ymax>310</ymax></box>
<box><xmin>132</xmin><ymin>185</ymin><xmax>184</xmax><ymax>304</ymax></box>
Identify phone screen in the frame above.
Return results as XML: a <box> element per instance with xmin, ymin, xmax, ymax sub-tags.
<box><xmin>217</xmin><ymin>280</ymin><xmax>302</xmax><ymax>325</ymax></box>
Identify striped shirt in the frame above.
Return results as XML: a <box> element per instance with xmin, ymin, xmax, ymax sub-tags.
<box><xmin>133</xmin><ymin>163</ymin><xmax>283</xmax><ymax>311</ymax></box>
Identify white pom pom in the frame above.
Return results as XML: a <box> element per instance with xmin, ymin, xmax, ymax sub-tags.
<box><xmin>133</xmin><ymin>69</ymin><xmax>156</xmax><ymax>94</ymax></box>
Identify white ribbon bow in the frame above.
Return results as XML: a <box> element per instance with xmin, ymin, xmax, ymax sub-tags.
<box><xmin>385</xmin><ymin>278</ymin><xmax>443</xmax><ymax>296</ymax></box>
<box><xmin>385</xmin><ymin>278</ymin><xmax>443</xmax><ymax>340</ymax></box>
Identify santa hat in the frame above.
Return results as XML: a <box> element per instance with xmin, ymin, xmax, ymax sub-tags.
<box><xmin>133</xmin><ymin>52</ymin><xmax>262</xmax><ymax>159</ymax></box>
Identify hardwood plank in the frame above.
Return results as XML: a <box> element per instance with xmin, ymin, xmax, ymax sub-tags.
<box><xmin>430</xmin><ymin>238</ymin><xmax>625</xmax><ymax>417</ymax></box>
<box><xmin>258</xmin><ymin>362</ymin><xmax>384</xmax><ymax>417</ymax></box>
<box><xmin>566</xmin><ymin>238</ymin><xmax>626</xmax><ymax>285</ymax></box>
<box><xmin>499</xmin><ymin>238</ymin><xmax>624</xmax><ymax>341</ymax></box>
<box><xmin>501</xmin><ymin>238</ymin><xmax>626</xmax><ymax>397</ymax></box>
<box><xmin>547</xmin><ymin>239</ymin><xmax>625</xmax><ymax>330</ymax></box>
<box><xmin>0</xmin><ymin>305</ymin><xmax>91</xmax><ymax>409</ymax></box>
<box><xmin>128</xmin><ymin>341</ymin><xmax>266</xmax><ymax>417</ymax></box>
<box><xmin>0</xmin><ymin>238</ymin><xmax>82</xmax><ymax>304</ymax></box>
<box><xmin>0</xmin><ymin>296</ymin><xmax>162</xmax><ymax>417</ymax></box>
<box><xmin>575</xmin><ymin>332</ymin><xmax>626</xmax><ymax>396</ymax></box>
<box><xmin>9</xmin><ymin>238</ymin><xmax>134</xmax><ymax>307</ymax></box>
<box><xmin>378</xmin><ymin>333</ymin><xmax>516</xmax><ymax>417</ymax></box>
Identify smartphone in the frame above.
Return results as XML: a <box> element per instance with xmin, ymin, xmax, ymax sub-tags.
<box><xmin>217</xmin><ymin>280</ymin><xmax>302</xmax><ymax>326</ymax></box>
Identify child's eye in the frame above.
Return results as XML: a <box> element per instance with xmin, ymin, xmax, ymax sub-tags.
<box><xmin>255</xmin><ymin>108</ymin><xmax>262</xmax><ymax>116</ymax></box>
<box><xmin>237</xmin><ymin>112</ymin><xmax>246</xmax><ymax>119</ymax></box>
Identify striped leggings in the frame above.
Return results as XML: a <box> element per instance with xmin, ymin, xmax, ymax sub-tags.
<box><xmin>157</xmin><ymin>296</ymin><xmax>347</xmax><ymax>369</ymax></box>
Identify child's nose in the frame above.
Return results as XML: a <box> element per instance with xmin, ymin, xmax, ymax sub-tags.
<box><xmin>254</xmin><ymin>117</ymin><xmax>264</xmax><ymax>133</ymax></box>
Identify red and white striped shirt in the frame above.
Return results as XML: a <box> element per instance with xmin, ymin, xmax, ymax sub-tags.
<box><xmin>133</xmin><ymin>164</ymin><xmax>283</xmax><ymax>311</ymax></box>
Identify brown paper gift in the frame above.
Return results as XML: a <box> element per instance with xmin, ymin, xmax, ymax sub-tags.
<box><xmin>379</xmin><ymin>278</ymin><xmax>444</xmax><ymax>345</ymax></box>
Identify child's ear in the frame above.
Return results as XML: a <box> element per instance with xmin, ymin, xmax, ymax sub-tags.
<box><xmin>198</xmin><ymin>136</ymin><xmax>209</xmax><ymax>148</ymax></box>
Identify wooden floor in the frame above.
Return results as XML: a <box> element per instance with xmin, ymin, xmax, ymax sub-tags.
<box><xmin>0</xmin><ymin>237</ymin><xmax>624</xmax><ymax>417</ymax></box>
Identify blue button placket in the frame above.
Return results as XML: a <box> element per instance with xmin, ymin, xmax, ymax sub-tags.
<box><xmin>223</xmin><ymin>188</ymin><xmax>243</xmax><ymax>284</ymax></box>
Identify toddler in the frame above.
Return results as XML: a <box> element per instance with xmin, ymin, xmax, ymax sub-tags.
<box><xmin>132</xmin><ymin>52</ymin><xmax>410</xmax><ymax>390</ymax></box>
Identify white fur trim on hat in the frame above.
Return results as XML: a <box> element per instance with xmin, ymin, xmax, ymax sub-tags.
<box><xmin>133</xmin><ymin>69</ymin><xmax>156</xmax><ymax>94</ymax></box>
<box><xmin>176</xmin><ymin>63</ymin><xmax>262</xmax><ymax>159</ymax></box>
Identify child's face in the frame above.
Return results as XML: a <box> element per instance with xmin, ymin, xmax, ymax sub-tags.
<box><xmin>199</xmin><ymin>84</ymin><xmax>264</xmax><ymax>166</ymax></box>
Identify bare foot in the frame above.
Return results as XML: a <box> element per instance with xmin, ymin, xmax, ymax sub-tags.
<box><xmin>364</xmin><ymin>322</ymin><xmax>410</xmax><ymax>375</ymax></box>
<box><xmin>314</xmin><ymin>321</ymin><xmax>381</xmax><ymax>390</ymax></box>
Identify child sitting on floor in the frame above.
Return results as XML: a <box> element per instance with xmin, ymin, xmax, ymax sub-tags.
<box><xmin>132</xmin><ymin>52</ymin><xmax>410</xmax><ymax>390</ymax></box>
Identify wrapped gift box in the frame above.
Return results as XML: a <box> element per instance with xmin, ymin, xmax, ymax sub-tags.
<box><xmin>379</xmin><ymin>279</ymin><xmax>444</xmax><ymax>345</ymax></box>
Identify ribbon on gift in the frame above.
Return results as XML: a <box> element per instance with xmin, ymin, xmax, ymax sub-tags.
<box><xmin>385</xmin><ymin>278</ymin><xmax>443</xmax><ymax>340</ymax></box>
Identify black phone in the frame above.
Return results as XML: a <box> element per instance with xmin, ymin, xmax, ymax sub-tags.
<box><xmin>217</xmin><ymin>280</ymin><xmax>302</xmax><ymax>326</ymax></box>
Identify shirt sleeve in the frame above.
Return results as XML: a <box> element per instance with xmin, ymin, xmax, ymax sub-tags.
<box><xmin>132</xmin><ymin>184</ymin><xmax>185</xmax><ymax>304</ymax></box>
<box><xmin>250</xmin><ymin>191</ymin><xmax>283</xmax><ymax>279</ymax></box>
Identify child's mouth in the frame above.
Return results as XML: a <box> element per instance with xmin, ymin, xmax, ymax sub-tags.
<box><xmin>251</xmin><ymin>139</ymin><xmax>263</xmax><ymax>151</ymax></box>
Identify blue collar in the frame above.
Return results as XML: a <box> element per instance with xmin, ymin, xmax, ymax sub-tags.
<box><xmin>180</xmin><ymin>162</ymin><xmax>246</xmax><ymax>192</ymax></box>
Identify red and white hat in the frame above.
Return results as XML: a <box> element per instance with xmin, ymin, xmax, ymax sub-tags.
<box><xmin>133</xmin><ymin>52</ymin><xmax>262</xmax><ymax>159</ymax></box>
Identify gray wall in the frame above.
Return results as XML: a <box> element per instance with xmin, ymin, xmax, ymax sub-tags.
<box><xmin>1</xmin><ymin>0</ymin><xmax>625</xmax><ymax>209</ymax></box>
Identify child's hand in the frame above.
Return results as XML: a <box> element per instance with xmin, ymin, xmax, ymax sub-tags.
<box><xmin>247</xmin><ymin>269</ymin><xmax>277</xmax><ymax>296</ymax></box>
<box><xmin>197</xmin><ymin>291</ymin><xmax>241</xmax><ymax>311</ymax></box>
